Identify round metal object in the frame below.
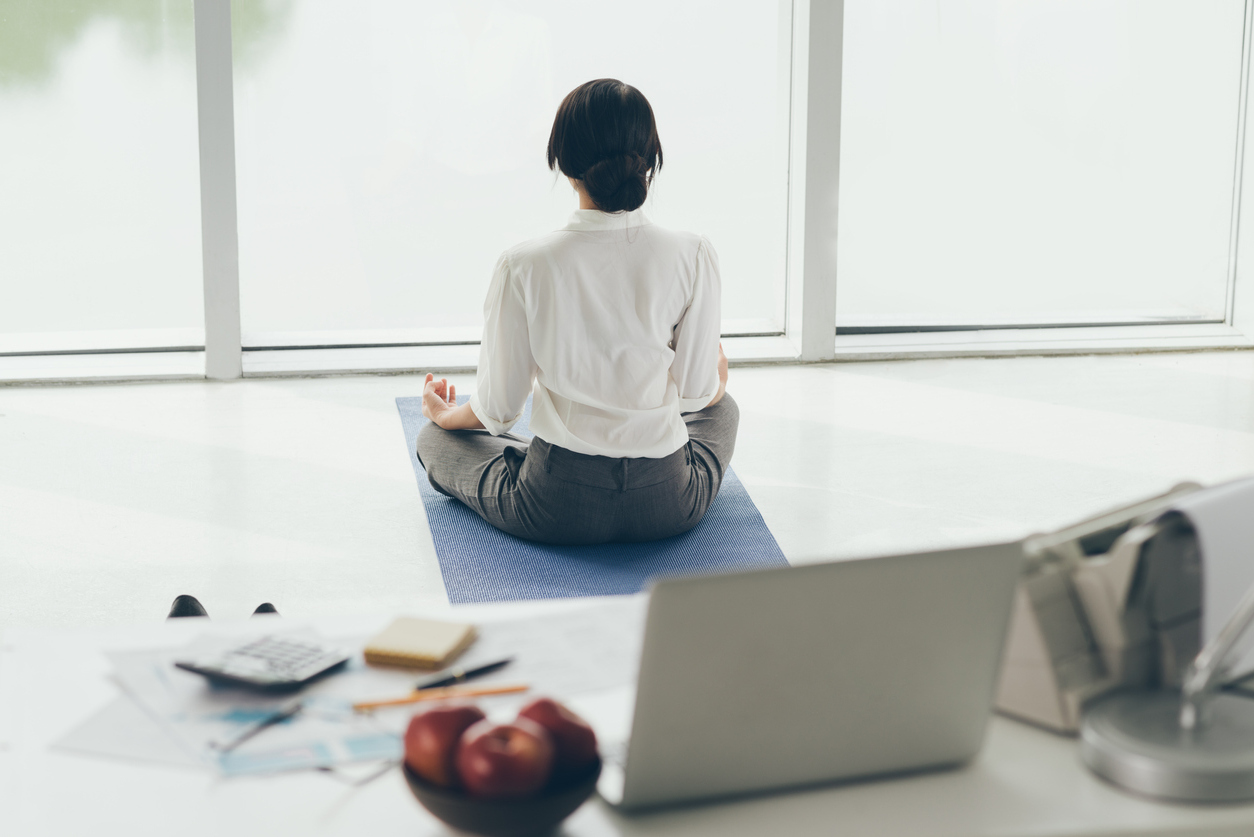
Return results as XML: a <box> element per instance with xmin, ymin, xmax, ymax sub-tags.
<box><xmin>1081</xmin><ymin>689</ymin><xmax>1254</xmax><ymax>803</ymax></box>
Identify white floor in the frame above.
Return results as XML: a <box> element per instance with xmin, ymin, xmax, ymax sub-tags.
<box><xmin>3</xmin><ymin>351</ymin><xmax>1254</xmax><ymax>632</ymax></box>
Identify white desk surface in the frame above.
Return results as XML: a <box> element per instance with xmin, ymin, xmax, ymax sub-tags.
<box><xmin>3</xmin><ymin>598</ymin><xmax>1254</xmax><ymax>837</ymax></box>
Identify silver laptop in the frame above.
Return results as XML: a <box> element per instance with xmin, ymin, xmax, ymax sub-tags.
<box><xmin>597</xmin><ymin>541</ymin><xmax>1022</xmax><ymax>809</ymax></box>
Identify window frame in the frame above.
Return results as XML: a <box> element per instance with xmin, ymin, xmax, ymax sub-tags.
<box><xmin>816</xmin><ymin>0</ymin><xmax>1254</xmax><ymax>362</ymax></box>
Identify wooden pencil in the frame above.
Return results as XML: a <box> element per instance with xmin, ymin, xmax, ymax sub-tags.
<box><xmin>352</xmin><ymin>683</ymin><xmax>529</xmax><ymax>712</ymax></box>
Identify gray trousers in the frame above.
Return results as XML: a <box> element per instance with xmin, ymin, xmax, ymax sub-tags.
<box><xmin>415</xmin><ymin>395</ymin><xmax>739</xmax><ymax>546</ymax></box>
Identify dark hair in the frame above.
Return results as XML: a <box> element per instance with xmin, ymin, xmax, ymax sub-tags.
<box><xmin>547</xmin><ymin>79</ymin><xmax>663</xmax><ymax>213</ymax></box>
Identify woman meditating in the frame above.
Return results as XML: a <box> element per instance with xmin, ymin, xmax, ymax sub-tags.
<box><xmin>416</xmin><ymin>78</ymin><xmax>734</xmax><ymax>546</ymax></box>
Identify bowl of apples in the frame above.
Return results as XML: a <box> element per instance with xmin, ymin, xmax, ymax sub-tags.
<box><xmin>401</xmin><ymin>697</ymin><xmax>602</xmax><ymax>837</ymax></box>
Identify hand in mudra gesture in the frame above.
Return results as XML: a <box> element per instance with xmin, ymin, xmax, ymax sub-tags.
<box><xmin>420</xmin><ymin>373</ymin><xmax>486</xmax><ymax>430</ymax></box>
<box><xmin>422</xmin><ymin>373</ymin><xmax>457</xmax><ymax>425</ymax></box>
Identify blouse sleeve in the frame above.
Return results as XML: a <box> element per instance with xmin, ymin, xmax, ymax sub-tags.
<box><xmin>469</xmin><ymin>253</ymin><xmax>537</xmax><ymax>435</ymax></box>
<box><xmin>669</xmin><ymin>237</ymin><xmax>722</xmax><ymax>413</ymax></box>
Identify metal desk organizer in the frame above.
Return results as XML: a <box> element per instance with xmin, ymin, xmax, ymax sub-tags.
<box><xmin>995</xmin><ymin>483</ymin><xmax>1204</xmax><ymax>735</ymax></box>
<box><xmin>996</xmin><ymin>480</ymin><xmax>1254</xmax><ymax>802</ymax></box>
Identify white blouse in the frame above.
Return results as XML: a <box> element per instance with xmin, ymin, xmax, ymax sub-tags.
<box><xmin>468</xmin><ymin>208</ymin><xmax>722</xmax><ymax>459</ymax></box>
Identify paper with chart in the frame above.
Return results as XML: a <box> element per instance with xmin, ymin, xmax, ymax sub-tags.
<box><xmin>106</xmin><ymin>631</ymin><xmax>407</xmax><ymax>776</ymax></box>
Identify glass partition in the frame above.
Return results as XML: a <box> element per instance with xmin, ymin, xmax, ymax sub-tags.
<box><xmin>837</xmin><ymin>0</ymin><xmax>1245</xmax><ymax>332</ymax></box>
<box><xmin>0</xmin><ymin>0</ymin><xmax>204</xmax><ymax>354</ymax></box>
<box><xmin>231</xmin><ymin>0</ymin><xmax>792</xmax><ymax>347</ymax></box>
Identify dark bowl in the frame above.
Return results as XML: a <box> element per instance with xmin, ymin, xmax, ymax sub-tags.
<box><xmin>402</xmin><ymin>760</ymin><xmax>602</xmax><ymax>837</ymax></box>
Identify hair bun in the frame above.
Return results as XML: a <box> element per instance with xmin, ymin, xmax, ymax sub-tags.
<box><xmin>582</xmin><ymin>152</ymin><xmax>649</xmax><ymax>213</ymax></box>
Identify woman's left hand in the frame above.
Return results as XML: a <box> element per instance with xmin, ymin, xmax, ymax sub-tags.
<box><xmin>705</xmin><ymin>344</ymin><xmax>729</xmax><ymax>408</ymax></box>
<box><xmin>421</xmin><ymin>373</ymin><xmax>457</xmax><ymax>428</ymax></box>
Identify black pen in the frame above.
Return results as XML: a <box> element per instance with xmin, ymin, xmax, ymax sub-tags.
<box><xmin>416</xmin><ymin>657</ymin><xmax>514</xmax><ymax>690</ymax></box>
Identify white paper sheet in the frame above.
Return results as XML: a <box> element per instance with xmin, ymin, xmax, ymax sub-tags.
<box><xmin>53</xmin><ymin>694</ymin><xmax>203</xmax><ymax>769</ymax></box>
<box><xmin>398</xmin><ymin>595</ymin><xmax>646</xmax><ymax>700</ymax></box>
<box><xmin>1171</xmin><ymin>475</ymin><xmax>1254</xmax><ymax>674</ymax></box>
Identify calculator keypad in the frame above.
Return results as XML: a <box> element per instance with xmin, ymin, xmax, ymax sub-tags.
<box><xmin>177</xmin><ymin>636</ymin><xmax>349</xmax><ymax>687</ymax></box>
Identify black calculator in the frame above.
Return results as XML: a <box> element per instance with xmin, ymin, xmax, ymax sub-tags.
<box><xmin>174</xmin><ymin>635</ymin><xmax>351</xmax><ymax>690</ymax></box>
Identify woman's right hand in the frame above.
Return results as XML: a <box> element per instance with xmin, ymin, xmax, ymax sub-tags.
<box><xmin>421</xmin><ymin>373</ymin><xmax>487</xmax><ymax>430</ymax></box>
<box><xmin>422</xmin><ymin>373</ymin><xmax>457</xmax><ymax>426</ymax></box>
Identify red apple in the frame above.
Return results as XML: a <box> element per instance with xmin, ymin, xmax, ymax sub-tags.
<box><xmin>404</xmin><ymin>703</ymin><xmax>486</xmax><ymax>788</ymax></box>
<box><xmin>517</xmin><ymin>697</ymin><xmax>599</xmax><ymax>775</ymax></box>
<box><xmin>455</xmin><ymin>718</ymin><xmax>555</xmax><ymax>798</ymax></box>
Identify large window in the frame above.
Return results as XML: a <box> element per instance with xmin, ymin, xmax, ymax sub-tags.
<box><xmin>838</xmin><ymin>0</ymin><xmax>1245</xmax><ymax>332</ymax></box>
<box><xmin>6</xmin><ymin>1</ymin><xmax>1254</xmax><ymax>379</ymax></box>
<box><xmin>231</xmin><ymin>0</ymin><xmax>792</xmax><ymax>348</ymax></box>
<box><xmin>0</xmin><ymin>1</ymin><xmax>203</xmax><ymax>355</ymax></box>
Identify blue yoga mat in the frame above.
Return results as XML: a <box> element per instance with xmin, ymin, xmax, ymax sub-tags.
<box><xmin>396</xmin><ymin>396</ymin><xmax>788</xmax><ymax>603</ymax></box>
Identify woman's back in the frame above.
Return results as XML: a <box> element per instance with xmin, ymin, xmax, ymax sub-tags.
<box><xmin>474</xmin><ymin>207</ymin><xmax>721</xmax><ymax>458</ymax></box>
